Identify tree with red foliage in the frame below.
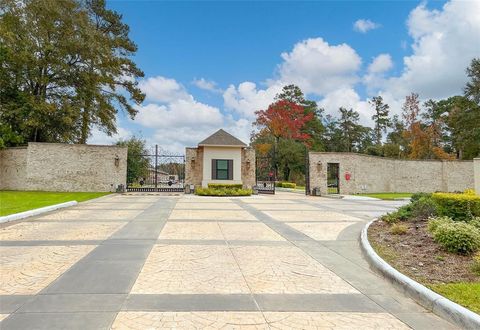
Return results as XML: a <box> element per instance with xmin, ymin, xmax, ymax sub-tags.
<box><xmin>253</xmin><ymin>99</ymin><xmax>314</xmax><ymax>180</ymax></box>
<box><xmin>253</xmin><ymin>100</ymin><xmax>313</xmax><ymax>143</ymax></box>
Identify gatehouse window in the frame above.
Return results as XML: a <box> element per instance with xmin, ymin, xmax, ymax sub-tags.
<box><xmin>212</xmin><ymin>159</ymin><xmax>233</xmax><ymax>180</ymax></box>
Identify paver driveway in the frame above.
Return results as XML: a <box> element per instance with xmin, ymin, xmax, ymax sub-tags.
<box><xmin>0</xmin><ymin>192</ymin><xmax>457</xmax><ymax>329</ymax></box>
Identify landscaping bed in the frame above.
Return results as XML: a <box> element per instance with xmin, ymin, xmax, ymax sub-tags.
<box><xmin>0</xmin><ymin>191</ymin><xmax>110</xmax><ymax>216</ymax></box>
<box><xmin>195</xmin><ymin>184</ymin><xmax>252</xmax><ymax>196</ymax></box>
<box><xmin>368</xmin><ymin>191</ymin><xmax>480</xmax><ymax>314</ymax></box>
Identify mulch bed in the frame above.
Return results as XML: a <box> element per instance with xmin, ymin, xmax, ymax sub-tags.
<box><xmin>368</xmin><ymin>220</ymin><xmax>479</xmax><ymax>284</ymax></box>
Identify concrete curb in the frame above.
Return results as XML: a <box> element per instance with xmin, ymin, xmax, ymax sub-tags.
<box><xmin>0</xmin><ymin>201</ymin><xmax>78</xmax><ymax>224</ymax></box>
<box><xmin>360</xmin><ymin>219</ymin><xmax>480</xmax><ymax>329</ymax></box>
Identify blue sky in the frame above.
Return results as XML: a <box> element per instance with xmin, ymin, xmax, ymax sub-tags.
<box><xmin>90</xmin><ymin>0</ymin><xmax>480</xmax><ymax>152</ymax></box>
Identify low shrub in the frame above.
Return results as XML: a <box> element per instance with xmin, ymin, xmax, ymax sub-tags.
<box><xmin>390</xmin><ymin>223</ymin><xmax>408</xmax><ymax>235</ymax></box>
<box><xmin>381</xmin><ymin>204</ymin><xmax>412</xmax><ymax>223</ymax></box>
<box><xmin>432</xmin><ymin>192</ymin><xmax>480</xmax><ymax>222</ymax></box>
<box><xmin>411</xmin><ymin>192</ymin><xmax>432</xmax><ymax>202</ymax></box>
<box><xmin>410</xmin><ymin>196</ymin><xmax>439</xmax><ymax>220</ymax></box>
<box><xmin>382</xmin><ymin>213</ymin><xmax>400</xmax><ymax>224</ymax></box>
<box><xmin>470</xmin><ymin>217</ymin><xmax>480</xmax><ymax>229</ymax></box>
<box><xmin>430</xmin><ymin>221</ymin><xmax>480</xmax><ymax>255</ymax></box>
<box><xmin>427</xmin><ymin>216</ymin><xmax>453</xmax><ymax>233</ymax></box>
<box><xmin>207</xmin><ymin>183</ymin><xmax>243</xmax><ymax>189</ymax></box>
<box><xmin>195</xmin><ymin>187</ymin><xmax>252</xmax><ymax>196</ymax></box>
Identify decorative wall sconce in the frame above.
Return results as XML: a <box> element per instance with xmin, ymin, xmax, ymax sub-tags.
<box><xmin>317</xmin><ymin>161</ymin><xmax>322</xmax><ymax>171</ymax></box>
<box><xmin>114</xmin><ymin>155</ymin><xmax>120</xmax><ymax>167</ymax></box>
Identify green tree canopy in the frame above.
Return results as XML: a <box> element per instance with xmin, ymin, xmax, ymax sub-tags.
<box><xmin>369</xmin><ymin>95</ymin><xmax>391</xmax><ymax>145</ymax></box>
<box><xmin>116</xmin><ymin>136</ymin><xmax>149</xmax><ymax>184</ymax></box>
<box><xmin>465</xmin><ymin>58</ymin><xmax>480</xmax><ymax>105</ymax></box>
<box><xmin>0</xmin><ymin>0</ymin><xmax>145</xmax><ymax>146</ymax></box>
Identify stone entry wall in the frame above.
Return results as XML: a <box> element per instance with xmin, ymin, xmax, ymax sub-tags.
<box><xmin>309</xmin><ymin>152</ymin><xmax>475</xmax><ymax>195</ymax></box>
<box><xmin>0</xmin><ymin>142</ymin><xmax>127</xmax><ymax>192</ymax></box>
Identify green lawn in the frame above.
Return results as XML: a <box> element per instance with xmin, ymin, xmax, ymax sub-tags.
<box><xmin>0</xmin><ymin>191</ymin><xmax>111</xmax><ymax>216</ymax></box>
<box><xmin>327</xmin><ymin>187</ymin><xmax>340</xmax><ymax>194</ymax></box>
<box><xmin>429</xmin><ymin>282</ymin><xmax>480</xmax><ymax>314</ymax></box>
<box><xmin>356</xmin><ymin>192</ymin><xmax>413</xmax><ymax>200</ymax></box>
<box><xmin>294</xmin><ymin>185</ymin><xmax>306</xmax><ymax>190</ymax></box>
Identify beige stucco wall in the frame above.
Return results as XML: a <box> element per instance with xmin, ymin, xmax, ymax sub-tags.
<box><xmin>241</xmin><ymin>147</ymin><xmax>256</xmax><ymax>189</ymax></box>
<box><xmin>202</xmin><ymin>146</ymin><xmax>242</xmax><ymax>187</ymax></box>
<box><xmin>309</xmin><ymin>152</ymin><xmax>474</xmax><ymax>195</ymax></box>
<box><xmin>0</xmin><ymin>147</ymin><xmax>28</xmax><ymax>190</ymax></box>
<box><xmin>0</xmin><ymin>143</ymin><xmax>127</xmax><ymax>192</ymax></box>
<box><xmin>475</xmin><ymin>158</ymin><xmax>480</xmax><ymax>195</ymax></box>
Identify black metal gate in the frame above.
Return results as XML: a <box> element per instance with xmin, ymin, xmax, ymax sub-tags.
<box><xmin>254</xmin><ymin>156</ymin><xmax>275</xmax><ymax>194</ymax></box>
<box><xmin>126</xmin><ymin>145</ymin><xmax>185</xmax><ymax>192</ymax></box>
<box><xmin>327</xmin><ymin>162</ymin><xmax>340</xmax><ymax>194</ymax></box>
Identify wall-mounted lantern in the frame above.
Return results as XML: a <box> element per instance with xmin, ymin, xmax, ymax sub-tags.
<box><xmin>114</xmin><ymin>155</ymin><xmax>120</xmax><ymax>167</ymax></box>
<box><xmin>316</xmin><ymin>161</ymin><xmax>322</xmax><ymax>171</ymax></box>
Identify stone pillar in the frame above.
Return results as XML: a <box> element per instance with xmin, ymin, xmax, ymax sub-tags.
<box><xmin>474</xmin><ymin>158</ymin><xmax>480</xmax><ymax>195</ymax></box>
<box><xmin>308</xmin><ymin>153</ymin><xmax>326</xmax><ymax>195</ymax></box>
<box><xmin>185</xmin><ymin>147</ymin><xmax>203</xmax><ymax>189</ymax></box>
<box><xmin>241</xmin><ymin>147</ymin><xmax>256</xmax><ymax>189</ymax></box>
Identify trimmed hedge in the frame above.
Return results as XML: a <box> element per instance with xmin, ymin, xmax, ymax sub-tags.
<box><xmin>432</xmin><ymin>192</ymin><xmax>480</xmax><ymax>222</ymax></box>
<box><xmin>195</xmin><ymin>187</ymin><xmax>252</xmax><ymax>196</ymax></box>
<box><xmin>275</xmin><ymin>182</ymin><xmax>297</xmax><ymax>189</ymax></box>
<box><xmin>207</xmin><ymin>183</ymin><xmax>243</xmax><ymax>189</ymax></box>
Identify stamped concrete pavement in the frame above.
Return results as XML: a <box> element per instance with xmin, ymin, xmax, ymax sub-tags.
<box><xmin>0</xmin><ymin>192</ymin><xmax>457</xmax><ymax>329</ymax></box>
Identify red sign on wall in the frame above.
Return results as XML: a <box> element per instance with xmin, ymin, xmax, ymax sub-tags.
<box><xmin>345</xmin><ymin>172</ymin><xmax>351</xmax><ymax>181</ymax></box>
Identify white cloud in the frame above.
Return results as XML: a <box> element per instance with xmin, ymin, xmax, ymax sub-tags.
<box><xmin>223</xmin><ymin>82</ymin><xmax>282</xmax><ymax>119</ymax></box>
<box><xmin>364</xmin><ymin>54</ymin><xmax>394</xmax><ymax>94</ymax></box>
<box><xmin>149</xmin><ymin>117</ymin><xmax>251</xmax><ymax>154</ymax></box>
<box><xmin>318</xmin><ymin>88</ymin><xmax>372</xmax><ymax>125</ymax></box>
<box><xmin>353</xmin><ymin>19</ymin><xmax>381</xmax><ymax>33</ymax></box>
<box><xmin>276</xmin><ymin>38</ymin><xmax>362</xmax><ymax>95</ymax></box>
<box><xmin>382</xmin><ymin>0</ymin><xmax>480</xmax><ymax>99</ymax></box>
<box><xmin>135</xmin><ymin>99</ymin><xmax>223</xmax><ymax>130</ymax></box>
<box><xmin>88</xmin><ymin>126</ymin><xmax>132</xmax><ymax>145</ymax></box>
<box><xmin>139</xmin><ymin>76</ymin><xmax>191</xmax><ymax>103</ymax></box>
<box><xmin>192</xmin><ymin>78</ymin><xmax>222</xmax><ymax>93</ymax></box>
<box><xmin>368</xmin><ymin>54</ymin><xmax>393</xmax><ymax>74</ymax></box>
